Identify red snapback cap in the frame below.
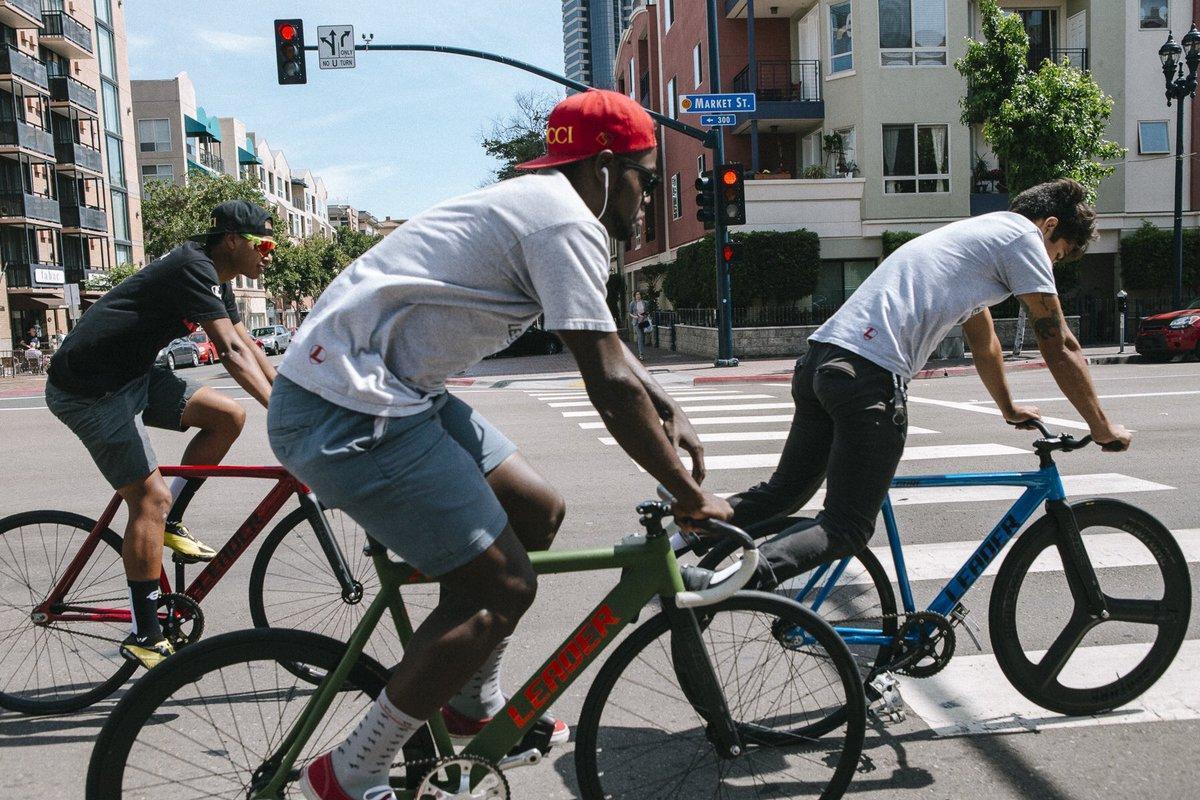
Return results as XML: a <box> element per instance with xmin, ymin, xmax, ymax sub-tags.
<box><xmin>515</xmin><ymin>89</ymin><xmax>657</xmax><ymax>171</ymax></box>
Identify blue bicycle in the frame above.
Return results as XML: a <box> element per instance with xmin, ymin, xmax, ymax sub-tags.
<box><xmin>698</xmin><ymin>420</ymin><xmax>1192</xmax><ymax>718</ymax></box>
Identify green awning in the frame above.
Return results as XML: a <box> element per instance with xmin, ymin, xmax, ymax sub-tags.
<box><xmin>238</xmin><ymin>146</ymin><xmax>261</xmax><ymax>165</ymax></box>
<box><xmin>184</xmin><ymin>114</ymin><xmax>222</xmax><ymax>142</ymax></box>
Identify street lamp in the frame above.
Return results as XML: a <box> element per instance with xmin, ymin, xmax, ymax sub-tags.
<box><xmin>1160</xmin><ymin>24</ymin><xmax>1200</xmax><ymax>309</ymax></box>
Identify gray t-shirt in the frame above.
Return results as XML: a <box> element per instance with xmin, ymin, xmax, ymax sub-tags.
<box><xmin>811</xmin><ymin>212</ymin><xmax>1057</xmax><ymax>379</ymax></box>
<box><xmin>280</xmin><ymin>171</ymin><xmax>615</xmax><ymax>416</ymax></box>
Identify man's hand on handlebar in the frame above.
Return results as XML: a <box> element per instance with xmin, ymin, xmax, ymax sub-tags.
<box><xmin>1003</xmin><ymin>404</ymin><xmax>1043</xmax><ymax>430</ymax></box>
<box><xmin>672</xmin><ymin>490</ymin><xmax>734</xmax><ymax>531</ymax></box>
<box><xmin>1090</xmin><ymin>421</ymin><xmax>1132</xmax><ymax>452</ymax></box>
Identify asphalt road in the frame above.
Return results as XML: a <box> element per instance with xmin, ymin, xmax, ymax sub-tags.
<box><xmin>1</xmin><ymin>356</ymin><xmax>1197</xmax><ymax>798</ymax></box>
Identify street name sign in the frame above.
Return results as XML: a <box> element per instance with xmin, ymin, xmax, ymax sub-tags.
<box><xmin>699</xmin><ymin>113</ymin><xmax>738</xmax><ymax>127</ymax></box>
<box><xmin>679</xmin><ymin>93</ymin><xmax>756</xmax><ymax>114</ymax></box>
<box><xmin>317</xmin><ymin>25</ymin><xmax>355</xmax><ymax>69</ymax></box>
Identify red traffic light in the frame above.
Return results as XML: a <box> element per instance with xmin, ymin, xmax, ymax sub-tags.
<box><xmin>722</xmin><ymin>244</ymin><xmax>735</xmax><ymax>262</ymax></box>
<box><xmin>721</xmin><ymin>169</ymin><xmax>739</xmax><ymax>186</ymax></box>
<box><xmin>278</xmin><ymin>22</ymin><xmax>297</xmax><ymax>41</ymax></box>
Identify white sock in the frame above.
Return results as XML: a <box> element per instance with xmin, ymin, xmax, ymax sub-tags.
<box><xmin>331</xmin><ymin>691</ymin><xmax>423</xmax><ymax>798</ymax></box>
<box><xmin>448</xmin><ymin>636</ymin><xmax>509</xmax><ymax>719</ymax></box>
<box><xmin>168</xmin><ymin>477</ymin><xmax>188</xmax><ymax>504</ymax></box>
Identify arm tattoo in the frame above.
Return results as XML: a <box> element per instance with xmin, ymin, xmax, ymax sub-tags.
<box><xmin>1032</xmin><ymin>312</ymin><xmax>1063</xmax><ymax>341</ymax></box>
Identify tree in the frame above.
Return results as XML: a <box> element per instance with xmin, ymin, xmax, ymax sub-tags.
<box><xmin>334</xmin><ymin>225</ymin><xmax>382</xmax><ymax>262</ymax></box>
<box><xmin>480</xmin><ymin>91</ymin><xmax>560</xmax><ymax>183</ymax></box>
<box><xmin>955</xmin><ymin>0</ymin><xmax>1028</xmax><ymax>127</ymax></box>
<box><xmin>264</xmin><ymin>236</ymin><xmax>344</xmax><ymax>312</ymax></box>
<box><xmin>140</xmin><ymin>171</ymin><xmax>283</xmax><ymax>261</ymax></box>
<box><xmin>84</xmin><ymin>261</ymin><xmax>139</xmax><ymax>291</ymax></box>
<box><xmin>639</xmin><ymin>261</ymin><xmax>670</xmax><ymax>310</ymax></box>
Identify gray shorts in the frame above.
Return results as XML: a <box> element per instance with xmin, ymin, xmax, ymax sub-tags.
<box><xmin>46</xmin><ymin>368</ymin><xmax>203</xmax><ymax>490</ymax></box>
<box><xmin>267</xmin><ymin>375</ymin><xmax>518</xmax><ymax>577</ymax></box>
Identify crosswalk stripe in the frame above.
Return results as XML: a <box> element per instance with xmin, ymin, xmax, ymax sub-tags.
<box><xmin>636</xmin><ymin>443</ymin><xmax>1029</xmax><ymax>472</ymax></box>
<box><xmin>902</xmin><ymin>639</ymin><xmax>1200</xmax><ymax>737</ymax></box>
<box><xmin>532</xmin><ymin>391</ymin><xmax>735</xmax><ymax>401</ymax></box>
<box><xmin>579</xmin><ymin>414</ymin><xmax>797</xmax><ymax>429</ymax></box>
<box><xmin>715</xmin><ymin>473</ymin><xmax>1174</xmax><ymax>510</ymax></box>
<box><xmin>565</xmin><ymin>402</ymin><xmax>794</xmax><ymax>417</ymax></box>
<box><xmin>908</xmin><ymin>396</ymin><xmax>1091</xmax><ymax>431</ymax></box>
<box><xmin>528</xmin><ymin>388</ymin><xmax>731</xmax><ymax>398</ymax></box>
<box><xmin>547</xmin><ymin>393</ymin><xmax>774</xmax><ymax>408</ymax></box>
<box><xmin>597</xmin><ymin>426</ymin><xmax>939</xmax><ymax>445</ymax></box>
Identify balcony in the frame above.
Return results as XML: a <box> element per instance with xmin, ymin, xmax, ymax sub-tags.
<box><xmin>0</xmin><ymin>189</ymin><xmax>60</xmax><ymax>223</ymax></box>
<box><xmin>48</xmin><ymin>76</ymin><xmax>97</xmax><ymax>114</ymax></box>
<box><xmin>54</xmin><ymin>140</ymin><xmax>102</xmax><ymax>174</ymax></box>
<box><xmin>60</xmin><ymin>201</ymin><xmax>106</xmax><ymax>232</ymax></box>
<box><xmin>39</xmin><ymin>11</ymin><xmax>91</xmax><ymax>58</ymax></box>
<box><xmin>741</xmin><ymin>177</ymin><xmax>865</xmax><ymax>238</ymax></box>
<box><xmin>0</xmin><ymin>118</ymin><xmax>54</xmax><ymax>158</ymax></box>
<box><xmin>188</xmin><ymin>150</ymin><xmax>224</xmax><ymax>174</ymax></box>
<box><xmin>1027</xmin><ymin>46</ymin><xmax>1088</xmax><ymax>72</ymax></box>
<box><xmin>0</xmin><ymin>0</ymin><xmax>42</xmax><ymax>29</ymax></box>
<box><xmin>5</xmin><ymin>262</ymin><xmax>64</xmax><ymax>289</ymax></box>
<box><xmin>0</xmin><ymin>45</ymin><xmax>48</xmax><ymax>91</ymax></box>
<box><xmin>731</xmin><ymin>60</ymin><xmax>823</xmax><ymax>126</ymax></box>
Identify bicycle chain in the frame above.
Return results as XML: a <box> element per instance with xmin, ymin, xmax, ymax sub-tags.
<box><xmin>819</xmin><ymin>608</ymin><xmax>957</xmax><ymax>678</ymax></box>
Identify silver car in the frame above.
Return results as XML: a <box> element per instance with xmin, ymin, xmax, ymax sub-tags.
<box><xmin>251</xmin><ymin>324</ymin><xmax>292</xmax><ymax>355</ymax></box>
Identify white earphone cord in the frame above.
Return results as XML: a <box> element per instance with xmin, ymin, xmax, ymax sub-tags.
<box><xmin>596</xmin><ymin>167</ymin><xmax>610</xmax><ymax>220</ymax></box>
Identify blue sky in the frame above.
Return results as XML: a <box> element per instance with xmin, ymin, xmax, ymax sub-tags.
<box><xmin>124</xmin><ymin>1</ymin><xmax>566</xmax><ymax>220</ymax></box>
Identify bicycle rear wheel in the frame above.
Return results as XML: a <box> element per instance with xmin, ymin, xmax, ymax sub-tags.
<box><xmin>85</xmin><ymin>628</ymin><xmax>437</xmax><ymax>800</ymax></box>
<box><xmin>0</xmin><ymin>510</ymin><xmax>136</xmax><ymax>714</ymax></box>
<box><xmin>990</xmin><ymin>499</ymin><xmax>1192</xmax><ymax>715</ymax></box>
<box><xmin>575</xmin><ymin>592</ymin><xmax>866</xmax><ymax>800</ymax></box>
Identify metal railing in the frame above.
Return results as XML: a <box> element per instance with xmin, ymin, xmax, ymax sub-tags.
<box><xmin>1028</xmin><ymin>46</ymin><xmax>1088</xmax><ymax>71</ymax></box>
<box><xmin>0</xmin><ymin>117</ymin><xmax>56</xmax><ymax>158</ymax></box>
<box><xmin>0</xmin><ymin>44</ymin><xmax>48</xmax><ymax>89</ymax></box>
<box><xmin>199</xmin><ymin>150</ymin><xmax>224</xmax><ymax>173</ymax></box>
<box><xmin>0</xmin><ymin>190</ymin><xmax>60</xmax><ymax>222</ymax></box>
<box><xmin>3</xmin><ymin>260</ymin><xmax>64</xmax><ymax>288</ymax></box>
<box><xmin>666</xmin><ymin>305</ymin><xmax>840</xmax><ymax>329</ymax></box>
<box><xmin>0</xmin><ymin>0</ymin><xmax>43</xmax><ymax>26</ymax></box>
<box><xmin>60</xmin><ymin>202</ymin><xmax>106</xmax><ymax>231</ymax></box>
<box><xmin>48</xmin><ymin>75</ymin><xmax>97</xmax><ymax>112</ymax></box>
<box><xmin>54</xmin><ymin>139</ymin><xmax>102</xmax><ymax>172</ymax></box>
<box><xmin>731</xmin><ymin>59</ymin><xmax>822</xmax><ymax>103</ymax></box>
<box><xmin>40</xmin><ymin>10</ymin><xmax>92</xmax><ymax>54</ymax></box>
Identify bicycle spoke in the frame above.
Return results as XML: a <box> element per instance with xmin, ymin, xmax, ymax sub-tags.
<box><xmin>1105</xmin><ymin>596</ymin><xmax>1178</xmax><ymax>627</ymax></box>
<box><xmin>1035</xmin><ymin>611</ymin><xmax>1099</xmax><ymax>689</ymax></box>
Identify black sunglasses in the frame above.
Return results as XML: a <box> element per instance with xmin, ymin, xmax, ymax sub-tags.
<box><xmin>618</xmin><ymin>159</ymin><xmax>660</xmax><ymax>195</ymax></box>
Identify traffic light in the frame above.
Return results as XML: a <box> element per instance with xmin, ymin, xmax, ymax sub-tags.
<box><xmin>274</xmin><ymin>19</ymin><xmax>306</xmax><ymax>85</ymax></box>
<box><xmin>695</xmin><ymin>169</ymin><xmax>715</xmax><ymax>230</ymax></box>
<box><xmin>717</xmin><ymin>163</ymin><xmax>746</xmax><ymax>226</ymax></box>
<box><xmin>720</xmin><ymin>240</ymin><xmax>740</xmax><ymax>269</ymax></box>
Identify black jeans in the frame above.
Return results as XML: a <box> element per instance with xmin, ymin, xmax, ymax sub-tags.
<box><xmin>728</xmin><ymin>341</ymin><xmax>908</xmax><ymax>584</ymax></box>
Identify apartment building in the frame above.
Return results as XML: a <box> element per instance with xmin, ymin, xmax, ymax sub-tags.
<box><xmin>131</xmin><ymin>72</ymin><xmax>334</xmax><ymax>328</ymax></box>
<box><xmin>563</xmin><ymin>0</ymin><xmax>635</xmax><ymax>90</ymax></box>
<box><xmin>0</xmin><ymin>0</ymin><xmax>142</xmax><ymax>351</ymax></box>
<box><xmin>617</xmin><ymin>0</ymin><xmax>1199</xmax><ymax>306</ymax></box>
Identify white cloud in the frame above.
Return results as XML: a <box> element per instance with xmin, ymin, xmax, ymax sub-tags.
<box><xmin>316</xmin><ymin>162</ymin><xmax>402</xmax><ymax>203</ymax></box>
<box><xmin>126</xmin><ymin>32</ymin><xmax>154</xmax><ymax>51</ymax></box>
<box><xmin>195</xmin><ymin>30</ymin><xmax>269</xmax><ymax>53</ymax></box>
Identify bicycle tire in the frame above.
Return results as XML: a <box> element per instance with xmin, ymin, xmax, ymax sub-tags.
<box><xmin>0</xmin><ymin>510</ymin><xmax>137</xmax><ymax>714</ymax></box>
<box><xmin>86</xmin><ymin>628</ymin><xmax>437</xmax><ymax>800</ymax></box>
<box><xmin>248</xmin><ymin>506</ymin><xmax>412</xmax><ymax>680</ymax></box>
<box><xmin>575</xmin><ymin>591</ymin><xmax>866</xmax><ymax>800</ymax></box>
<box><xmin>990</xmin><ymin>498</ymin><xmax>1192</xmax><ymax>716</ymax></box>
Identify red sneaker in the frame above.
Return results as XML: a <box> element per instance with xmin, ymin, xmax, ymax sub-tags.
<box><xmin>298</xmin><ymin>751</ymin><xmax>397</xmax><ymax>800</ymax></box>
<box><xmin>440</xmin><ymin>705</ymin><xmax>570</xmax><ymax>744</ymax></box>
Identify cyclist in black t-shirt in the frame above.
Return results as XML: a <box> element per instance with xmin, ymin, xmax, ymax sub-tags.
<box><xmin>46</xmin><ymin>200</ymin><xmax>279</xmax><ymax>668</ymax></box>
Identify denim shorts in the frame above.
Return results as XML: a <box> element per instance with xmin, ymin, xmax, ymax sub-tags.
<box><xmin>267</xmin><ymin>375</ymin><xmax>518</xmax><ymax>577</ymax></box>
<box><xmin>46</xmin><ymin>368</ymin><xmax>202</xmax><ymax>490</ymax></box>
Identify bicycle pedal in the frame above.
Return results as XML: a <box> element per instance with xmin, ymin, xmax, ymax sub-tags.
<box><xmin>509</xmin><ymin>719</ymin><xmax>555</xmax><ymax>758</ymax></box>
<box><xmin>867</xmin><ymin>672</ymin><xmax>906</xmax><ymax>724</ymax></box>
<box><xmin>950</xmin><ymin>604</ymin><xmax>983</xmax><ymax>652</ymax></box>
<box><xmin>498</xmin><ymin>748</ymin><xmax>542</xmax><ymax>771</ymax></box>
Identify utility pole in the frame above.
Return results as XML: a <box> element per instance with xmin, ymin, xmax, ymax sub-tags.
<box><xmin>706</xmin><ymin>0</ymin><xmax>737</xmax><ymax>366</ymax></box>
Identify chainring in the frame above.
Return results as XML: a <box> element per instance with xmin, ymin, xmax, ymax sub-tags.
<box><xmin>416</xmin><ymin>755</ymin><xmax>510</xmax><ymax>800</ymax></box>
<box><xmin>892</xmin><ymin>611</ymin><xmax>955</xmax><ymax>678</ymax></box>
<box><xmin>157</xmin><ymin>592</ymin><xmax>204</xmax><ymax>649</ymax></box>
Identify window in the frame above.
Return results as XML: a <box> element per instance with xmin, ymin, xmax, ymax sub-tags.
<box><xmin>115</xmin><ymin>243</ymin><xmax>132</xmax><ymax>265</ymax></box>
<box><xmin>628</xmin><ymin>57</ymin><xmax>636</xmax><ymax>99</ymax></box>
<box><xmin>664</xmin><ymin>0</ymin><xmax>674</xmax><ymax>30</ymax></box>
<box><xmin>667</xmin><ymin>77</ymin><xmax>677</xmax><ymax>120</ymax></box>
<box><xmin>96</xmin><ymin>26</ymin><xmax>116</xmax><ymax>80</ymax></box>
<box><xmin>671</xmin><ymin>173</ymin><xmax>682</xmax><ymax>219</ymax></box>
<box><xmin>106</xmin><ymin>133</ymin><xmax>125</xmax><ymax>188</ymax></box>
<box><xmin>110</xmin><ymin>189</ymin><xmax>130</xmax><ymax>241</ymax></box>
<box><xmin>879</xmin><ymin>0</ymin><xmax>947</xmax><ymax>66</ymax></box>
<box><xmin>1138</xmin><ymin>120</ymin><xmax>1170</xmax><ymax>154</ymax></box>
<box><xmin>834</xmin><ymin>126</ymin><xmax>856</xmax><ymax>172</ymax></box>
<box><xmin>882</xmin><ymin>123</ymin><xmax>949</xmax><ymax>193</ymax></box>
<box><xmin>94</xmin><ymin>0</ymin><xmax>112</xmax><ymax>26</ymax></box>
<box><xmin>693</xmin><ymin>44</ymin><xmax>703</xmax><ymax>88</ymax></box>
<box><xmin>1140</xmin><ymin>1</ymin><xmax>1169</xmax><ymax>29</ymax></box>
<box><xmin>830</xmin><ymin>3</ymin><xmax>853</xmax><ymax>73</ymax></box>
<box><xmin>137</xmin><ymin>119</ymin><xmax>170</xmax><ymax>152</ymax></box>
<box><xmin>141</xmin><ymin>163</ymin><xmax>174</xmax><ymax>186</ymax></box>
<box><xmin>816</xmin><ymin>260</ymin><xmax>878</xmax><ymax>306</ymax></box>
<box><xmin>697</xmin><ymin>154</ymin><xmax>706</xmax><ymax>176</ymax></box>
<box><xmin>101</xmin><ymin>81</ymin><xmax>120</xmax><ymax>134</ymax></box>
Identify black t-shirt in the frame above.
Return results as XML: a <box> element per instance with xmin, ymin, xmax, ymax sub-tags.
<box><xmin>49</xmin><ymin>242</ymin><xmax>241</xmax><ymax>396</ymax></box>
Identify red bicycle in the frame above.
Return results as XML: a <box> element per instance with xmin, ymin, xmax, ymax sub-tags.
<box><xmin>0</xmin><ymin>464</ymin><xmax>411</xmax><ymax>715</ymax></box>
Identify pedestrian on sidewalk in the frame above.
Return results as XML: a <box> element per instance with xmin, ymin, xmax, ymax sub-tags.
<box><xmin>628</xmin><ymin>290</ymin><xmax>649</xmax><ymax>360</ymax></box>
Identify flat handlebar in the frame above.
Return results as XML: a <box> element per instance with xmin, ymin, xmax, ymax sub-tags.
<box><xmin>654</xmin><ymin>486</ymin><xmax>760</xmax><ymax>609</ymax></box>
<box><xmin>1009</xmin><ymin>418</ymin><xmax>1123</xmax><ymax>452</ymax></box>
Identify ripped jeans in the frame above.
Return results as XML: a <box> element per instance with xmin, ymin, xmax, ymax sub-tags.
<box><xmin>728</xmin><ymin>341</ymin><xmax>908</xmax><ymax>584</ymax></box>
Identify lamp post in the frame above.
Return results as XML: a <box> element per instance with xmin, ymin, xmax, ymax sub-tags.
<box><xmin>1159</xmin><ymin>24</ymin><xmax>1200</xmax><ymax>310</ymax></box>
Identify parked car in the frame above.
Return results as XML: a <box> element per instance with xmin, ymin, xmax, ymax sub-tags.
<box><xmin>488</xmin><ymin>323</ymin><xmax>564</xmax><ymax>358</ymax></box>
<box><xmin>156</xmin><ymin>338</ymin><xmax>202</xmax><ymax>370</ymax></box>
<box><xmin>251</xmin><ymin>325</ymin><xmax>292</xmax><ymax>355</ymax></box>
<box><xmin>188</xmin><ymin>330</ymin><xmax>219</xmax><ymax>364</ymax></box>
<box><xmin>1134</xmin><ymin>297</ymin><xmax>1200</xmax><ymax>361</ymax></box>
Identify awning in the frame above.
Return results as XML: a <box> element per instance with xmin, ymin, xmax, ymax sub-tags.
<box><xmin>184</xmin><ymin>114</ymin><xmax>222</xmax><ymax>142</ymax></box>
<box><xmin>238</xmin><ymin>146</ymin><xmax>261</xmax><ymax>165</ymax></box>
<box><xmin>8</xmin><ymin>291</ymin><xmax>67</xmax><ymax>311</ymax></box>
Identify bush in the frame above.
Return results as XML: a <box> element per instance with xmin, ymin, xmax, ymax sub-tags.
<box><xmin>881</xmin><ymin>230</ymin><xmax>922</xmax><ymax>259</ymax></box>
<box><xmin>662</xmin><ymin>230</ymin><xmax>821</xmax><ymax>309</ymax></box>
<box><xmin>1119</xmin><ymin>220</ymin><xmax>1200</xmax><ymax>294</ymax></box>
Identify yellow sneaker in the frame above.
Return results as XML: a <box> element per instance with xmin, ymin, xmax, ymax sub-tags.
<box><xmin>163</xmin><ymin>521</ymin><xmax>217</xmax><ymax>562</ymax></box>
<box><xmin>119</xmin><ymin>634</ymin><xmax>174</xmax><ymax>669</ymax></box>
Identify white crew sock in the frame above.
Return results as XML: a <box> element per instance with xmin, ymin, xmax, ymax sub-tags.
<box><xmin>448</xmin><ymin>636</ymin><xmax>509</xmax><ymax>719</ymax></box>
<box><xmin>168</xmin><ymin>477</ymin><xmax>188</xmax><ymax>504</ymax></box>
<box><xmin>331</xmin><ymin>691</ymin><xmax>423</xmax><ymax>798</ymax></box>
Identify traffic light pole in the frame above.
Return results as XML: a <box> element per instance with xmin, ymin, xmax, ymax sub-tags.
<box><xmin>705</xmin><ymin>0</ymin><xmax>737</xmax><ymax>366</ymax></box>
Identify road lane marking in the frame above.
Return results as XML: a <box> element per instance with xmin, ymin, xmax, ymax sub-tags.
<box><xmin>902</xmin><ymin>639</ymin><xmax>1200</xmax><ymax>737</ymax></box>
<box><xmin>579</xmin><ymin>415</ymin><xmax>798</xmax><ymax>429</ymax></box>
<box><xmin>598</xmin><ymin>426</ymin><xmax>938</xmax><ymax>445</ymax></box>
<box><xmin>907</xmin><ymin>396</ymin><xmax>1090</xmax><ymax>431</ymax></box>
<box><xmin>565</xmin><ymin>402</ymin><xmax>794</xmax><ymax>417</ymax></box>
<box><xmin>547</xmin><ymin>393</ymin><xmax>773</xmax><ymax>408</ymax></box>
<box><xmin>636</xmin><ymin>443</ymin><xmax>1029</xmax><ymax>471</ymax></box>
<box><xmin>531</xmin><ymin>390</ymin><xmax>734</xmax><ymax>400</ymax></box>
<box><xmin>971</xmin><ymin>390</ymin><xmax>1200</xmax><ymax>404</ymax></box>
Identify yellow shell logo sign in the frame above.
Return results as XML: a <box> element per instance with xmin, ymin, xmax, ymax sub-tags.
<box><xmin>680</xmin><ymin>97</ymin><xmax>692</xmax><ymax>112</ymax></box>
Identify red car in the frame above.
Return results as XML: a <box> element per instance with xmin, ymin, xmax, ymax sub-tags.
<box><xmin>188</xmin><ymin>330</ymin><xmax>220</xmax><ymax>364</ymax></box>
<box><xmin>1135</xmin><ymin>296</ymin><xmax>1200</xmax><ymax>360</ymax></box>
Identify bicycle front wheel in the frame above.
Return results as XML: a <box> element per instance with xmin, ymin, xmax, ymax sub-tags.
<box><xmin>0</xmin><ymin>510</ymin><xmax>137</xmax><ymax>714</ymax></box>
<box><xmin>990</xmin><ymin>499</ymin><xmax>1192</xmax><ymax>715</ymax></box>
<box><xmin>575</xmin><ymin>592</ymin><xmax>866</xmax><ymax>800</ymax></box>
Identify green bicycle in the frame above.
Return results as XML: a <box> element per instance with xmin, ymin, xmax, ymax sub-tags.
<box><xmin>86</xmin><ymin>496</ymin><xmax>867</xmax><ymax>799</ymax></box>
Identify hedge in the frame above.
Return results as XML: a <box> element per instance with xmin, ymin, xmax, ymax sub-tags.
<box><xmin>881</xmin><ymin>230</ymin><xmax>922</xmax><ymax>259</ymax></box>
<box><xmin>662</xmin><ymin>229</ymin><xmax>821</xmax><ymax>309</ymax></box>
<box><xmin>1119</xmin><ymin>221</ymin><xmax>1200</xmax><ymax>294</ymax></box>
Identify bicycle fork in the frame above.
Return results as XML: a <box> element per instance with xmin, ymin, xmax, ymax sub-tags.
<box><xmin>299</xmin><ymin>493</ymin><xmax>362</xmax><ymax>603</ymax></box>
<box><xmin>1045</xmin><ymin>500</ymin><xmax>1109</xmax><ymax>618</ymax></box>
<box><xmin>664</xmin><ymin>600</ymin><xmax>744</xmax><ymax>758</ymax></box>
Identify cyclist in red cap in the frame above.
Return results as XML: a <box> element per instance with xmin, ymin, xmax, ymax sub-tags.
<box><xmin>272</xmin><ymin>89</ymin><xmax>731</xmax><ymax>800</ymax></box>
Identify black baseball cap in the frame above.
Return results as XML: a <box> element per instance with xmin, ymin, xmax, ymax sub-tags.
<box><xmin>190</xmin><ymin>200</ymin><xmax>273</xmax><ymax>242</ymax></box>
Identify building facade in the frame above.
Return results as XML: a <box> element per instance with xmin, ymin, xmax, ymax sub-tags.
<box><xmin>563</xmin><ymin>0</ymin><xmax>635</xmax><ymax>90</ymax></box>
<box><xmin>617</xmin><ymin>0</ymin><xmax>1200</xmax><ymax>306</ymax></box>
<box><xmin>0</xmin><ymin>0</ymin><xmax>143</xmax><ymax>352</ymax></box>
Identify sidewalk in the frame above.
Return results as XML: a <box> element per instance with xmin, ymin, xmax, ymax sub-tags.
<box><xmin>0</xmin><ymin>373</ymin><xmax>48</xmax><ymax>398</ymax></box>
